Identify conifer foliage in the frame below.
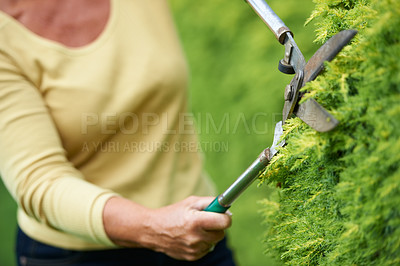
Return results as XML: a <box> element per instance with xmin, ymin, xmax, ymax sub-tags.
<box><xmin>260</xmin><ymin>0</ymin><xmax>400</xmax><ymax>264</ymax></box>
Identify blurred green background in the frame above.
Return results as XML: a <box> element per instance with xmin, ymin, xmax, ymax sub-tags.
<box><xmin>0</xmin><ymin>0</ymin><xmax>317</xmax><ymax>265</ymax></box>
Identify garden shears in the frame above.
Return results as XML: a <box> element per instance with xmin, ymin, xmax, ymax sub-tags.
<box><xmin>204</xmin><ymin>0</ymin><xmax>357</xmax><ymax>213</ymax></box>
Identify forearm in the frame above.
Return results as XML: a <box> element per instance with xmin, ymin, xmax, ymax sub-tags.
<box><xmin>102</xmin><ymin>196</ymin><xmax>153</xmax><ymax>248</ymax></box>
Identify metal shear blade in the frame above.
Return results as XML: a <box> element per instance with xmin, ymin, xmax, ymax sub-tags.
<box><xmin>282</xmin><ymin>30</ymin><xmax>358</xmax><ymax>131</ymax></box>
<box><xmin>269</xmin><ymin>121</ymin><xmax>284</xmax><ymax>158</ymax></box>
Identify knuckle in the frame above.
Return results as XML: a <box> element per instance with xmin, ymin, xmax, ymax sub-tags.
<box><xmin>184</xmin><ymin>216</ymin><xmax>200</xmax><ymax>232</ymax></box>
<box><xmin>190</xmin><ymin>217</ymin><xmax>202</xmax><ymax>229</ymax></box>
<box><xmin>185</xmin><ymin>235</ymin><xmax>201</xmax><ymax>248</ymax></box>
<box><xmin>186</xmin><ymin>195</ymin><xmax>198</xmax><ymax>203</ymax></box>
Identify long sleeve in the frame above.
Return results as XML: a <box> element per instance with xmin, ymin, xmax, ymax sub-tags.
<box><xmin>0</xmin><ymin>53</ymin><xmax>116</xmax><ymax>247</ymax></box>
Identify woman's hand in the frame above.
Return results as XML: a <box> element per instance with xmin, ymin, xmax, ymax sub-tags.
<box><xmin>103</xmin><ymin>196</ymin><xmax>232</xmax><ymax>261</ymax></box>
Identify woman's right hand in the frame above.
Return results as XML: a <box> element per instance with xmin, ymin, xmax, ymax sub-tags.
<box><xmin>103</xmin><ymin>196</ymin><xmax>232</xmax><ymax>261</ymax></box>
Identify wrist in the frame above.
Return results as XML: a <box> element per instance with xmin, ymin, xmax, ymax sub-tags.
<box><xmin>102</xmin><ymin>196</ymin><xmax>153</xmax><ymax>248</ymax></box>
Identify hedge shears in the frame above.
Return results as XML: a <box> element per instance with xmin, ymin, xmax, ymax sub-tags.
<box><xmin>204</xmin><ymin>0</ymin><xmax>357</xmax><ymax>213</ymax></box>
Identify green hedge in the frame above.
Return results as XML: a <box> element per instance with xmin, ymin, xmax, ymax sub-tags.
<box><xmin>260</xmin><ymin>0</ymin><xmax>400</xmax><ymax>265</ymax></box>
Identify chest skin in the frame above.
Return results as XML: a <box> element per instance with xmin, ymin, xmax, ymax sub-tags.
<box><xmin>0</xmin><ymin>0</ymin><xmax>110</xmax><ymax>47</ymax></box>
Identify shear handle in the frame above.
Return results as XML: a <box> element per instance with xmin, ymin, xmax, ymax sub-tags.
<box><xmin>204</xmin><ymin>148</ymin><xmax>271</xmax><ymax>213</ymax></box>
<box><xmin>245</xmin><ymin>0</ymin><xmax>292</xmax><ymax>44</ymax></box>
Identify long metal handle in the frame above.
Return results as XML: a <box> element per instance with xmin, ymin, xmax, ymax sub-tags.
<box><xmin>245</xmin><ymin>0</ymin><xmax>292</xmax><ymax>44</ymax></box>
<box><xmin>204</xmin><ymin>148</ymin><xmax>271</xmax><ymax>213</ymax></box>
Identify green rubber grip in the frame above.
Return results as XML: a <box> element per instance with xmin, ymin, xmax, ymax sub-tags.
<box><xmin>203</xmin><ymin>196</ymin><xmax>230</xmax><ymax>213</ymax></box>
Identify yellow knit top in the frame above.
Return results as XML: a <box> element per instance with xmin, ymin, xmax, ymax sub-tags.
<box><xmin>0</xmin><ymin>0</ymin><xmax>215</xmax><ymax>250</ymax></box>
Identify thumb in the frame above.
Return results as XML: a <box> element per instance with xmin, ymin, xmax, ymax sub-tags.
<box><xmin>195</xmin><ymin>209</ymin><xmax>232</xmax><ymax>231</ymax></box>
<box><xmin>184</xmin><ymin>196</ymin><xmax>232</xmax><ymax>230</ymax></box>
<box><xmin>185</xmin><ymin>196</ymin><xmax>232</xmax><ymax>230</ymax></box>
<box><xmin>189</xmin><ymin>196</ymin><xmax>218</xmax><ymax>211</ymax></box>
